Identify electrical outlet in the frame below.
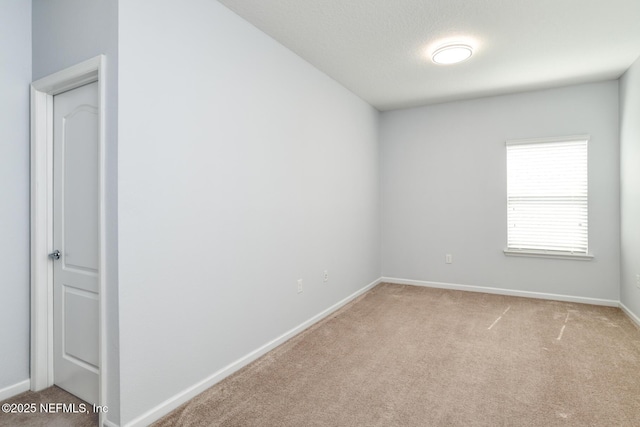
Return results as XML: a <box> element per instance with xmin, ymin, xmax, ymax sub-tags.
<box><xmin>323</xmin><ymin>270</ymin><xmax>329</xmax><ymax>282</ymax></box>
<box><xmin>297</xmin><ymin>279</ymin><xmax>303</xmax><ymax>294</ymax></box>
<box><xmin>636</xmin><ymin>274</ymin><xmax>640</xmax><ymax>289</ymax></box>
<box><xmin>446</xmin><ymin>254</ymin><xmax>452</xmax><ymax>264</ymax></box>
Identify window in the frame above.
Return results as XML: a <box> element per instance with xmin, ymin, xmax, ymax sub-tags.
<box><xmin>505</xmin><ymin>135</ymin><xmax>592</xmax><ymax>259</ymax></box>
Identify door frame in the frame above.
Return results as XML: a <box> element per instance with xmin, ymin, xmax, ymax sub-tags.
<box><xmin>30</xmin><ymin>55</ymin><xmax>107</xmax><ymax>412</ymax></box>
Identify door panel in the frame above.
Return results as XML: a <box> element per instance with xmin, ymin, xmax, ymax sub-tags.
<box><xmin>63</xmin><ymin>104</ymin><xmax>99</xmax><ymax>273</ymax></box>
<box><xmin>63</xmin><ymin>287</ymin><xmax>100</xmax><ymax>368</ymax></box>
<box><xmin>53</xmin><ymin>81</ymin><xmax>99</xmax><ymax>405</ymax></box>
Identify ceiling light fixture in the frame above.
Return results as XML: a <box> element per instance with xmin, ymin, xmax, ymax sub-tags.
<box><xmin>432</xmin><ymin>43</ymin><xmax>473</xmax><ymax>65</ymax></box>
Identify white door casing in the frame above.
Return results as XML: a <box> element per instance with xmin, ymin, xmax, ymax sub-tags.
<box><xmin>52</xmin><ymin>82</ymin><xmax>100</xmax><ymax>404</ymax></box>
<box><xmin>30</xmin><ymin>56</ymin><xmax>107</xmax><ymax>424</ymax></box>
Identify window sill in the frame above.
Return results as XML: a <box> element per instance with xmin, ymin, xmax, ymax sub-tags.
<box><xmin>503</xmin><ymin>249</ymin><xmax>594</xmax><ymax>261</ymax></box>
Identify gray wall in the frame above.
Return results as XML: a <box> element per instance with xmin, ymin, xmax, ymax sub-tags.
<box><xmin>620</xmin><ymin>56</ymin><xmax>640</xmax><ymax>319</ymax></box>
<box><xmin>117</xmin><ymin>0</ymin><xmax>380</xmax><ymax>423</ymax></box>
<box><xmin>32</xmin><ymin>0</ymin><xmax>120</xmax><ymax>423</ymax></box>
<box><xmin>0</xmin><ymin>0</ymin><xmax>31</xmax><ymax>396</ymax></box>
<box><xmin>381</xmin><ymin>81</ymin><xmax>620</xmax><ymax>301</ymax></box>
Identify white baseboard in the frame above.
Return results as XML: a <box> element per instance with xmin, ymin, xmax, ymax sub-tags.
<box><xmin>124</xmin><ymin>277</ymin><xmax>382</xmax><ymax>427</ymax></box>
<box><xmin>108</xmin><ymin>276</ymin><xmax>630</xmax><ymax>427</ymax></box>
<box><xmin>0</xmin><ymin>379</ymin><xmax>30</xmax><ymax>402</ymax></box>
<box><xmin>381</xmin><ymin>277</ymin><xmax>619</xmax><ymax>307</ymax></box>
<box><xmin>103</xmin><ymin>420</ymin><xmax>119</xmax><ymax>427</ymax></box>
<box><xmin>619</xmin><ymin>302</ymin><xmax>640</xmax><ymax>328</ymax></box>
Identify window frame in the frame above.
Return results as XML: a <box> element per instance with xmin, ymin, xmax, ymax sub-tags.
<box><xmin>503</xmin><ymin>135</ymin><xmax>594</xmax><ymax>261</ymax></box>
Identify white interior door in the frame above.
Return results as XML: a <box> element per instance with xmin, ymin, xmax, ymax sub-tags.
<box><xmin>52</xmin><ymin>81</ymin><xmax>100</xmax><ymax>405</ymax></box>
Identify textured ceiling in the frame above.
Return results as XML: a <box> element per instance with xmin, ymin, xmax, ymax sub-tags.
<box><xmin>217</xmin><ymin>0</ymin><xmax>640</xmax><ymax>111</ymax></box>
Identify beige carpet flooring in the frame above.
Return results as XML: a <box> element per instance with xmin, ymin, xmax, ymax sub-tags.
<box><xmin>155</xmin><ymin>283</ymin><xmax>640</xmax><ymax>427</ymax></box>
<box><xmin>0</xmin><ymin>386</ymin><xmax>97</xmax><ymax>427</ymax></box>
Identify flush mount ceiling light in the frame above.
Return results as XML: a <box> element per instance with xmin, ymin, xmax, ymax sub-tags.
<box><xmin>432</xmin><ymin>43</ymin><xmax>473</xmax><ymax>65</ymax></box>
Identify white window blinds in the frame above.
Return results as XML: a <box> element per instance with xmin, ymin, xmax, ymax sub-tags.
<box><xmin>506</xmin><ymin>136</ymin><xmax>588</xmax><ymax>255</ymax></box>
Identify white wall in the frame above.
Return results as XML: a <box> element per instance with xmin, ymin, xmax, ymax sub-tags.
<box><xmin>118</xmin><ymin>0</ymin><xmax>380</xmax><ymax>423</ymax></box>
<box><xmin>0</xmin><ymin>0</ymin><xmax>31</xmax><ymax>398</ymax></box>
<box><xmin>620</xmin><ymin>56</ymin><xmax>640</xmax><ymax>320</ymax></box>
<box><xmin>381</xmin><ymin>82</ymin><xmax>620</xmax><ymax>301</ymax></box>
<box><xmin>32</xmin><ymin>0</ymin><xmax>120</xmax><ymax>423</ymax></box>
